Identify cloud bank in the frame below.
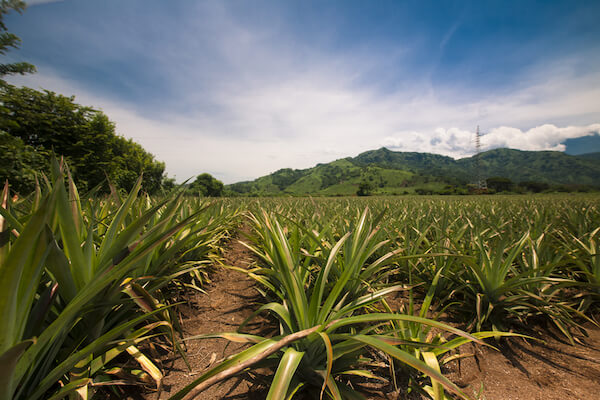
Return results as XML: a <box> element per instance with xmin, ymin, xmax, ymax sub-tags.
<box><xmin>383</xmin><ymin>124</ymin><xmax>600</xmax><ymax>159</ymax></box>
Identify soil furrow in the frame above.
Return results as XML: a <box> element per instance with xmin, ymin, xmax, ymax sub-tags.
<box><xmin>153</xmin><ymin>225</ymin><xmax>263</xmax><ymax>400</ymax></box>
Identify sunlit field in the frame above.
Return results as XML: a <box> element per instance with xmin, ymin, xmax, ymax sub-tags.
<box><xmin>3</xmin><ymin>163</ymin><xmax>599</xmax><ymax>399</ymax></box>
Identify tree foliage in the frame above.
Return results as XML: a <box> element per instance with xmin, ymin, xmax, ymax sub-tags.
<box><xmin>190</xmin><ymin>173</ymin><xmax>224</xmax><ymax>197</ymax></box>
<box><xmin>0</xmin><ymin>131</ymin><xmax>47</xmax><ymax>192</ymax></box>
<box><xmin>0</xmin><ymin>2</ymin><xmax>168</xmax><ymax>194</ymax></box>
<box><xmin>357</xmin><ymin>180</ymin><xmax>373</xmax><ymax>196</ymax></box>
<box><xmin>0</xmin><ymin>0</ymin><xmax>35</xmax><ymax>79</ymax></box>
<box><xmin>271</xmin><ymin>168</ymin><xmax>304</xmax><ymax>190</ymax></box>
<box><xmin>0</xmin><ymin>84</ymin><xmax>166</xmax><ymax>193</ymax></box>
<box><xmin>486</xmin><ymin>176</ymin><xmax>514</xmax><ymax>192</ymax></box>
<box><xmin>518</xmin><ymin>180</ymin><xmax>550</xmax><ymax>193</ymax></box>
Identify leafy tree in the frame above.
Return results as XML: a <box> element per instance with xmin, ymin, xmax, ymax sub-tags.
<box><xmin>190</xmin><ymin>173</ymin><xmax>224</xmax><ymax>196</ymax></box>
<box><xmin>486</xmin><ymin>176</ymin><xmax>514</xmax><ymax>192</ymax></box>
<box><xmin>111</xmin><ymin>135</ymin><xmax>165</xmax><ymax>193</ymax></box>
<box><xmin>0</xmin><ymin>131</ymin><xmax>47</xmax><ymax>192</ymax></box>
<box><xmin>0</xmin><ymin>0</ymin><xmax>35</xmax><ymax>79</ymax></box>
<box><xmin>0</xmin><ymin>3</ymin><xmax>170</xmax><ymax>194</ymax></box>
<box><xmin>0</xmin><ymin>84</ymin><xmax>167</xmax><ymax>193</ymax></box>
<box><xmin>356</xmin><ymin>180</ymin><xmax>373</xmax><ymax>196</ymax></box>
<box><xmin>415</xmin><ymin>188</ymin><xmax>433</xmax><ymax>195</ymax></box>
<box><xmin>518</xmin><ymin>181</ymin><xmax>550</xmax><ymax>193</ymax></box>
<box><xmin>271</xmin><ymin>168</ymin><xmax>304</xmax><ymax>190</ymax></box>
<box><xmin>161</xmin><ymin>176</ymin><xmax>176</xmax><ymax>192</ymax></box>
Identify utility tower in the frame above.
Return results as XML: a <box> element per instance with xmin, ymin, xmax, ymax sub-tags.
<box><xmin>474</xmin><ymin>126</ymin><xmax>487</xmax><ymax>192</ymax></box>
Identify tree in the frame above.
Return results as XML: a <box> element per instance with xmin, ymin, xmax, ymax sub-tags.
<box><xmin>111</xmin><ymin>136</ymin><xmax>166</xmax><ymax>193</ymax></box>
<box><xmin>190</xmin><ymin>173</ymin><xmax>224</xmax><ymax>197</ymax></box>
<box><xmin>0</xmin><ymin>84</ymin><xmax>168</xmax><ymax>193</ymax></box>
<box><xmin>0</xmin><ymin>131</ymin><xmax>47</xmax><ymax>193</ymax></box>
<box><xmin>0</xmin><ymin>3</ymin><xmax>169</xmax><ymax>194</ymax></box>
<box><xmin>486</xmin><ymin>176</ymin><xmax>514</xmax><ymax>192</ymax></box>
<box><xmin>518</xmin><ymin>181</ymin><xmax>550</xmax><ymax>193</ymax></box>
<box><xmin>0</xmin><ymin>0</ymin><xmax>36</xmax><ymax>79</ymax></box>
<box><xmin>356</xmin><ymin>180</ymin><xmax>373</xmax><ymax>196</ymax></box>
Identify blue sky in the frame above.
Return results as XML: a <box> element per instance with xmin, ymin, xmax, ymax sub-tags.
<box><xmin>5</xmin><ymin>0</ymin><xmax>600</xmax><ymax>183</ymax></box>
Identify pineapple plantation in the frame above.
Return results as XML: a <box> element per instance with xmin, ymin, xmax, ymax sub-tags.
<box><xmin>1</xmin><ymin>166</ymin><xmax>599</xmax><ymax>400</ymax></box>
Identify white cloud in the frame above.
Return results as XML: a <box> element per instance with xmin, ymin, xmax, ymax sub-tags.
<box><xmin>482</xmin><ymin>124</ymin><xmax>600</xmax><ymax>152</ymax></box>
<box><xmin>383</xmin><ymin>124</ymin><xmax>600</xmax><ymax>159</ymax></box>
<box><xmin>383</xmin><ymin>127</ymin><xmax>474</xmax><ymax>158</ymax></box>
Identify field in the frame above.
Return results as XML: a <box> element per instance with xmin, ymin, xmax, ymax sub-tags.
<box><xmin>2</xmin><ymin>164</ymin><xmax>600</xmax><ymax>399</ymax></box>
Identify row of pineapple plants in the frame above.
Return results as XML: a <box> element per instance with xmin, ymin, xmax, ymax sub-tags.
<box><xmin>0</xmin><ymin>158</ymin><xmax>241</xmax><ymax>400</ymax></box>
<box><xmin>3</xmin><ymin>181</ymin><xmax>598</xmax><ymax>399</ymax></box>
<box><xmin>243</xmin><ymin>196</ymin><xmax>599</xmax><ymax>334</ymax></box>
<box><xmin>175</xmin><ymin>195</ymin><xmax>599</xmax><ymax>399</ymax></box>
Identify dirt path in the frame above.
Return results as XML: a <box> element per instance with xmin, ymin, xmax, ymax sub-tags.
<box><xmin>153</xmin><ymin>225</ymin><xmax>265</xmax><ymax>400</ymax></box>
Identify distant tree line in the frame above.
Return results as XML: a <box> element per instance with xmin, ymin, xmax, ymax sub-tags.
<box><xmin>485</xmin><ymin>176</ymin><xmax>597</xmax><ymax>194</ymax></box>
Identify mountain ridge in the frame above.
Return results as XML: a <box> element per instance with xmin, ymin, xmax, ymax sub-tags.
<box><xmin>227</xmin><ymin>148</ymin><xmax>600</xmax><ymax>195</ymax></box>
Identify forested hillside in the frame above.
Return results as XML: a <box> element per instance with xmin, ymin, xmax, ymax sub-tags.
<box><xmin>228</xmin><ymin>147</ymin><xmax>600</xmax><ymax>196</ymax></box>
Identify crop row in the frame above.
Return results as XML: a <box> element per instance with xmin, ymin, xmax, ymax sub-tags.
<box><xmin>178</xmin><ymin>195</ymin><xmax>599</xmax><ymax>399</ymax></box>
<box><xmin>0</xmin><ymin>159</ymin><xmax>241</xmax><ymax>400</ymax></box>
<box><xmin>2</xmin><ymin>175</ymin><xmax>598</xmax><ymax>399</ymax></box>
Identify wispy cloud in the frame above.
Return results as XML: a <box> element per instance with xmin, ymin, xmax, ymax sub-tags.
<box><xmin>13</xmin><ymin>61</ymin><xmax>599</xmax><ymax>183</ymax></box>
<box><xmin>8</xmin><ymin>1</ymin><xmax>600</xmax><ymax>183</ymax></box>
<box><xmin>440</xmin><ymin>20</ymin><xmax>462</xmax><ymax>50</ymax></box>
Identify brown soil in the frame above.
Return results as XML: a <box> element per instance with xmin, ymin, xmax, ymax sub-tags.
<box><xmin>444</xmin><ymin>322</ymin><xmax>600</xmax><ymax>400</ymax></box>
<box><xmin>146</xmin><ymin>225</ymin><xmax>269</xmax><ymax>400</ymax></box>
<box><xmin>137</xmin><ymin>228</ymin><xmax>600</xmax><ymax>400</ymax></box>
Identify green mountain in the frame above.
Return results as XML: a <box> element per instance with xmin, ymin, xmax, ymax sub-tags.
<box><xmin>227</xmin><ymin>148</ymin><xmax>600</xmax><ymax>195</ymax></box>
<box><xmin>456</xmin><ymin>148</ymin><xmax>600</xmax><ymax>185</ymax></box>
<box><xmin>578</xmin><ymin>152</ymin><xmax>600</xmax><ymax>161</ymax></box>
